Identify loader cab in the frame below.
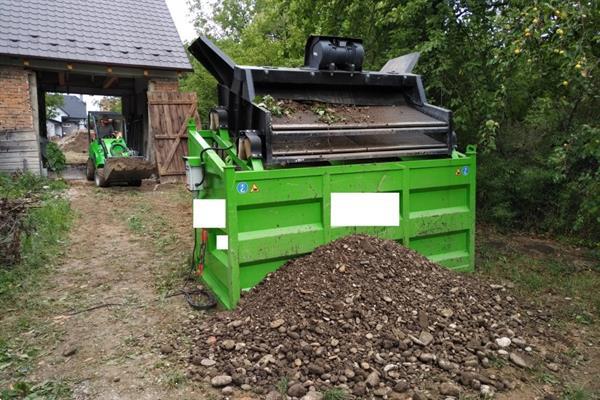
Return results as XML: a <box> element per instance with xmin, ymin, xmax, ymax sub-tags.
<box><xmin>87</xmin><ymin>111</ymin><xmax>127</xmax><ymax>142</ymax></box>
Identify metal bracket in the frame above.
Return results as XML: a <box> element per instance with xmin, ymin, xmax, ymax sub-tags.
<box><xmin>209</xmin><ymin>108</ymin><xmax>229</xmax><ymax>130</ymax></box>
<box><xmin>239</xmin><ymin>130</ymin><xmax>263</xmax><ymax>159</ymax></box>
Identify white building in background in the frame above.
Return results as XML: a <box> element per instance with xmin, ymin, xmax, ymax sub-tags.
<box><xmin>46</xmin><ymin>95</ymin><xmax>87</xmax><ymax>138</ymax></box>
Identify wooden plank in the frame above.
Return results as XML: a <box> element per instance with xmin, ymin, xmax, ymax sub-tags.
<box><xmin>103</xmin><ymin>76</ymin><xmax>118</xmax><ymax>89</ymax></box>
<box><xmin>148</xmin><ymin>101</ymin><xmax>196</xmax><ymax>105</ymax></box>
<box><xmin>0</xmin><ymin>152</ymin><xmax>39</xmax><ymax>159</ymax></box>
<box><xmin>0</xmin><ymin>156</ymin><xmax>40</xmax><ymax>163</ymax></box>
<box><xmin>0</xmin><ymin>144</ymin><xmax>39</xmax><ymax>152</ymax></box>
<box><xmin>0</xmin><ymin>162</ymin><xmax>40</xmax><ymax>169</ymax></box>
<box><xmin>162</xmin><ymin>103</ymin><xmax>195</xmax><ymax>171</ymax></box>
<box><xmin>153</xmin><ymin>135</ymin><xmax>188</xmax><ymax>139</ymax></box>
<box><xmin>0</xmin><ymin>137</ymin><xmax>38</xmax><ymax>143</ymax></box>
<box><xmin>148</xmin><ymin>91</ymin><xmax>197</xmax><ymax>179</ymax></box>
<box><xmin>0</xmin><ymin>131</ymin><xmax>37</xmax><ymax>140</ymax></box>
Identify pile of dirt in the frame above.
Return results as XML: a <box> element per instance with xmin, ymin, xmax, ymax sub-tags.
<box><xmin>57</xmin><ymin>130</ymin><xmax>88</xmax><ymax>153</ymax></box>
<box><xmin>55</xmin><ymin>130</ymin><xmax>89</xmax><ymax>165</ymax></box>
<box><xmin>186</xmin><ymin>235</ymin><xmax>563</xmax><ymax>399</ymax></box>
<box><xmin>271</xmin><ymin>100</ymin><xmax>376</xmax><ymax>125</ymax></box>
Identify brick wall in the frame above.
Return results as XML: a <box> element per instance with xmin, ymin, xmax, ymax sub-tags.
<box><xmin>148</xmin><ymin>78</ymin><xmax>179</xmax><ymax>93</ymax></box>
<box><xmin>0</xmin><ymin>67</ymin><xmax>34</xmax><ymax>132</ymax></box>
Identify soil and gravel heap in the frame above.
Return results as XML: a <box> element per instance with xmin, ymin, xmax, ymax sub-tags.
<box><xmin>57</xmin><ymin>130</ymin><xmax>88</xmax><ymax>153</ymax></box>
<box><xmin>187</xmin><ymin>235</ymin><xmax>557</xmax><ymax>399</ymax></box>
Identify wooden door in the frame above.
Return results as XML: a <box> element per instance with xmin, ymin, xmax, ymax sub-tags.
<box><xmin>148</xmin><ymin>92</ymin><xmax>200</xmax><ymax>181</ymax></box>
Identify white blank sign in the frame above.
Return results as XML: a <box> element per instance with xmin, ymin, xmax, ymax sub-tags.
<box><xmin>331</xmin><ymin>192</ymin><xmax>400</xmax><ymax>227</ymax></box>
<box><xmin>193</xmin><ymin>199</ymin><xmax>226</xmax><ymax>228</ymax></box>
<box><xmin>216</xmin><ymin>235</ymin><xmax>229</xmax><ymax>250</ymax></box>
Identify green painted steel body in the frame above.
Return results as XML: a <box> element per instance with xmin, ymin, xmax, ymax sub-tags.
<box><xmin>188</xmin><ymin>124</ymin><xmax>476</xmax><ymax>309</ymax></box>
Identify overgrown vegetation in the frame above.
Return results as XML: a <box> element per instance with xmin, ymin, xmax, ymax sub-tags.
<box><xmin>183</xmin><ymin>0</ymin><xmax>599</xmax><ymax>245</ymax></box>
<box><xmin>45</xmin><ymin>93</ymin><xmax>64</xmax><ymax>121</ymax></box>
<box><xmin>0</xmin><ymin>173</ymin><xmax>72</xmax><ymax>397</ymax></box>
<box><xmin>45</xmin><ymin>142</ymin><xmax>67</xmax><ymax>173</ymax></box>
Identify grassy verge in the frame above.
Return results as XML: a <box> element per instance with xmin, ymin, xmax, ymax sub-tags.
<box><xmin>477</xmin><ymin>233</ymin><xmax>599</xmax><ymax>322</ymax></box>
<box><xmin>112</xmin><ymin>187</ymin><xmax>191</xmax><ymax>296</ymax></box>
<box><xmin>0</xmin><ymin>173</ymin><xmax>73</xmax><ymax>399</ymax></box>
<box><xmin>476</xmin><ymin>228</ymin><xmax>599</xmax><ymax>399</ymax></box>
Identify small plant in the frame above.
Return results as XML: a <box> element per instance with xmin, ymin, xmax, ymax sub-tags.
<box><xmin>275</xmin><ymin>376</ymin><xmax>289</xmax><ymax>396</ymax></box>
<box><xmin>311</xmin><ymin>104</ymin><xmax>345</xmax><ymax>124</ymax></box>
<box><xmin>255</xmin><ymin>95</ymin><xmax>293</xmax><ymax>118</ymax></box>
<box><xmin>127</xmin><ymin>214</ymin><xmax>144</xmax><ymax>233</ymax></box>
<box><xmin>323</xmin><ymin>387</ymin><xmax>347</xmax><ymax>400</ymax></box>
<box><xmin>164</xmin><ymin>371</ymin><xmax>187</xmax><ymax>388</ymax></box>
<box><xmin>562</xmin><ymin>385</ymin><xmax>593</xmax><ymax>400</ymax></box>
<box><xmin>45</xmin><ymin>142</ymin><xmax>67</xmax><ymax>173</ymax></box>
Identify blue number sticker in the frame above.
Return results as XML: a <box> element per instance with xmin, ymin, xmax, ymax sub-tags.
<box><xmin>461</xmin><ymin>166</ymin><xmax>470</xmax><ymax>176</ymax></box>
<box><xmin>237</xmin><ymin>182</ymin><xmax>249</xmax><ymax>194</ymax></box>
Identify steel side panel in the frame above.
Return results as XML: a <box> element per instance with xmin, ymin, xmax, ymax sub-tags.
<box><xmin>198</xmin><ymin>156</ymin><xmax>476</xmax><ymax>309</ymax></box>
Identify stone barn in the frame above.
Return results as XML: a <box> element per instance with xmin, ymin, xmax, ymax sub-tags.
<box><xmin>0</xmin><ymin>0</ymin><xmax>196</xmax><ymax>179</ymax></box>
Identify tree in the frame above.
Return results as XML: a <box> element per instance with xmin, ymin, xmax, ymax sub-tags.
<box><xmin>95</xmin><ymin>96</ymin><xmax>122</xmax><ymax>113</ymax></box>
<box><xmin>45</xmin><ymin>93</ymin><xmax>64</xmax><ymax>120</ymax></box>
<box><xmin>183</xmin><ymin>0</ymin><xmax>600</xmax><ymax>242</ymax></box>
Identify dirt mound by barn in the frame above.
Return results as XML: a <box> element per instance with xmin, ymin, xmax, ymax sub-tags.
<box><xmin>56</xmin><ymin>130</ymin><xmax>88</xmax><ymax>164</ymax></box>
<box><xmin>185</xmin><ymin>235</ymin><xmax>563</xmax><ymax>399</ymax></box>
<box><xmin>57</xmin><ymin>130</ymin><xmax>88</xmax><ymax>153</ymax></box>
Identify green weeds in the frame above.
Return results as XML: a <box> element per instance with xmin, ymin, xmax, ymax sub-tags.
<box><xmin>0</xmin><ymin>173</ymin><xmax>72</xmax><ymax>392</ymax></box>
<box><xmin>323</xmin><ymin>387</ymin><xmax>348</xmax><ymax>400</ymax></box>
<box><xmin>477</xmin><ymin>238</ymin><xmax>600</xmax><ymax>320</ymax></box>
<box><xmin>164</xmin><ymin>371</ymin><xmax>187</xmax><ymax>388</ymax></box>
<box><xmin>275</xmin><ymin>376</ymin><xmax>289</xmax><ymax>396</ymax></box>
<box><xmin>0</xmin><ymin>379</ymin><xmax>71</xmax><ymax>399</ymax></box>
<box><xmin>562</xmin><ymin>385</ymin><xmax>597</xmax><ymax>400</ymax></box>
<box><xmin>120</xmin><ymin>191</ymin><xmax>190</xmax><ymax>295</ymax></box>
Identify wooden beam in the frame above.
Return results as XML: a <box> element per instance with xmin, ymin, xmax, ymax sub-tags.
<box><xmin>0</xmin><ymin>55</ymin><xmax>183</xmax><ymax>78</ymax></box>
<box><xmin>57</xmin><ymin>71</ymin><xmax>65</xmax><ymax>86</ymax></box>
<box><xmin>38</xmin><ymin>84</ymin><xmax>132</xmax><ymax>96</ymax></box>
<box><xmin>103</xmin><ymin>76</ymin><xmax>118</xmax><ymax>89</ymax></box>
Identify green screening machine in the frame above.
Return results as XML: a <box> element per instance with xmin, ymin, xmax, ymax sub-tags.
<box><xmin>186</xmin><ymin>36</ymin><xmax>476</xmax><ymax>309</ymax></box>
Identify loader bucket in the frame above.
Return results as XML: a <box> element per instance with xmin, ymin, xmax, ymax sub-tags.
<box><xmin>102</xmin><ymin>157</ymin><xmax>154</xmax><ymax>186</ymax></box>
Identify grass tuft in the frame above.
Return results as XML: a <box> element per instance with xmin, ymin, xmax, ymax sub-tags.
<box><xmin>323</xmin><ymin>387</ymin><xmax>348</xmax><ymax>400</ymax></box>
<box><xmin>275</xmin><ymin>376</ymin><xmax>289</xmax><ymax>396</ymax></box>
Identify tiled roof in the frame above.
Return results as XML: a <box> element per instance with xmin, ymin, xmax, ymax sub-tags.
<box><xmin>60</xmin><ymin>95</ymin><xmax>86</xmax><ymax>119</ymax></box>
<box><xmin>0</xmin><ymin>0</ymin><xmax>192</xmax><ymax>71</ymax></box>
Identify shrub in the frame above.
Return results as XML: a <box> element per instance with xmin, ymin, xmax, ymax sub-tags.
<box><xmin>45</xmin><ymin>142</ymin><xmax>66</xmax><ymax>173</ymax></box>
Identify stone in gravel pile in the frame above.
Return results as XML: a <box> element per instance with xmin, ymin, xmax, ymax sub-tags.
<box><xmin>186</xmin><ymin>235</ymin><xmax>558</xmax><ymax>398</ymax></box>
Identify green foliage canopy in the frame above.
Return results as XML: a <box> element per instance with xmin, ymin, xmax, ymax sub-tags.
<box><xmin>183</xmin><ymin>0</ymin><xmax>599</xmax><ymax>243</ymax></box>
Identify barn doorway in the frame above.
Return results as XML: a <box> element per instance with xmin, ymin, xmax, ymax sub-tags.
<box><xmin>43</xmin><ymin>93</ymin><xmax>126</xmax><ymax>170</ymax></box>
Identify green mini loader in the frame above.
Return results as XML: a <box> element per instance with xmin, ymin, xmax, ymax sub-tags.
<box><xmin>85</xmin><ymin>112</ymin><xmax>154</xmax><ymax>187</ymax></box>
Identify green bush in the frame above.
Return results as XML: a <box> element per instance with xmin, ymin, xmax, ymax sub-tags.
<box><xmin>45</xmin><ymin>142</ymin><xmax>66</xmax><ymax>173</ymax></box>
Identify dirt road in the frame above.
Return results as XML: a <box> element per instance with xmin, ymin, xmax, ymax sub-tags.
<box><xmin>26</xmin><ymin>182</ymin><xmax>206</xmax><ymax>399</ymax></box>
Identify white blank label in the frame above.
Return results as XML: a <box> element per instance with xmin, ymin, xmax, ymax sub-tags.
<box><xmin>193</xmin><ymin>199</ymin><xmax>226</xmax><ymax>228</ymax></box>
<box><xmin>331</xmin><ymin>193</ymin><xmax>399</xmax><ymax>227</ymax></box>
<box><xmin>216</xmin><ymin>235</ymin><xmax>228</xmax><ymax>250</ymax></box>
